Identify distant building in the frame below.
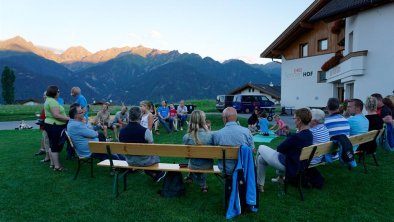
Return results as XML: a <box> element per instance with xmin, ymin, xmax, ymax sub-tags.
<box><xmin>261</xmin><ymin>0</ymin><xmax>394</xmax><ymax>108</ymax></box>
<box><xmin>228</xmin><ymin>83</ymin><xmax>281</xmax><ymax>103</ymax></box>
<box><xmin>15</xmin><ymin>99</ymin><xmax>41</xmax><ymax>106</ymax></box>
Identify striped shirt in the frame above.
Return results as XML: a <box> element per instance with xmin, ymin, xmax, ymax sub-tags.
<box><xmin>310</xmin><ymin>124</ymin><xmax>330</xmax><ymax>165</ymax></box>
<box><xmin>324</xmin><ymin>113</ymin><xmax>350</xmax><ymax>138</ymax></box>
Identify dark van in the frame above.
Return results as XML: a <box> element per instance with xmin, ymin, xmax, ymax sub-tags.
<box><xmin>216</xmin><ymin>95</ymin><xmax>234</xmax><ymax>111</ymax></box>
<box><xmin>232</xmin><ymin>94</ymin><xmax>274</xmax><ymax>113</ymax></box>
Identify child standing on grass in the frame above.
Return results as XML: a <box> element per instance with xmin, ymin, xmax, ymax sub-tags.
<box><xmin>259</xmin><ymin>113</ymin><xmax>270</xmax><ymax>136</ymax></box>
<box><xmin>270</xmin><ymin>114</ymin><xmax>288</xmax><ymax>136</ymax></box>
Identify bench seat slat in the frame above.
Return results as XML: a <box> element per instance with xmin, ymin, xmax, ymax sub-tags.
<box><xmin>97</xmin><ymin>160</ymin><xmax>221</xmax><ymax>173</ymax></box>
<box><xmin>89</xmin><ymin>142</ymin><xmax>239</xmax><ymax>159</ymax></box>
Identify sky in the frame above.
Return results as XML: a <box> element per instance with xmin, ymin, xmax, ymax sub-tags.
<box><xmin>0</xmin><ymin>0</ymin><xmax>315</xmax><ymax>64</ymax></box>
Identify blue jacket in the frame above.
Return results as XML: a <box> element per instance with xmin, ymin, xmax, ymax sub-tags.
<box><xmin>226</xmin><ymin>145</ymin><xmax>257</xmax><ymax>219</ymax></box>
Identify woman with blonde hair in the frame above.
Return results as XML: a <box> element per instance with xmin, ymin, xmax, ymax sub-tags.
<box><xmin>182</xmin><ymin>110</ymin><xmax>213</xmax><ymax>192</ymax></box>
<box><xmin>140</xmin><ymin>100</ymin><xmax>154</xmax><ymax>131</ymax></box>
<box><xmin>361</xmin><ymin>96</ymin><xmax>384</xmax><ymax>154</ymax></box>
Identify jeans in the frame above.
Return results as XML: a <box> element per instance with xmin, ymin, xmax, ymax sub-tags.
<box><xmin>158</xmin><ymin>117</ymin><xmax>172</xmax><ymax>133</ymax></box>
<box><xmin>178</xmin><ymin>114</ymin><xmax>188</xmax><ymax>127</ymax></box>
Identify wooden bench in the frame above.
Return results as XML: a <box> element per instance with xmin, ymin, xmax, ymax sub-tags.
<box><xmin>88</xmin><ymin>141</ymin><xmax>240</xmax><ymax>206</ymax></box>
<box><xmin>289</xmin><ymin>129</ymin><xmax>382</xmax><ymax>201</ymax></box>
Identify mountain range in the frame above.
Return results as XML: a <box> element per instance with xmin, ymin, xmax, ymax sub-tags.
<box><xmin>0</xmin><ymin>36</ymin><xmax>280</xmax><ymax>104</ymax></box>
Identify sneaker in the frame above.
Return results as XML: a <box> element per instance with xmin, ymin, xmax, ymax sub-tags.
<box><xmin>154</xmin><ymin>171</ymin><xmax>167</xmax><ymax>183</ymax></box>
<box><xmin>271</xmin><ymin>177</ymin><xmax>284</xmax><ymax>184</ymax></box>
<box><xmin>331</xmin><ymin>153</ymin><xmax>339</xmax><ymax>161</ymax></box>
<box><xmin>180</xmin><ymin>127</ymin><xmax>183</xmax><ymax>131</ymax></box>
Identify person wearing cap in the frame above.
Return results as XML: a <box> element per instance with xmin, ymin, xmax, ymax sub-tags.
<box><xmin>309</xmin><ymin>109</ymin><xmax>330</xmax><ymax>165</ymax></box>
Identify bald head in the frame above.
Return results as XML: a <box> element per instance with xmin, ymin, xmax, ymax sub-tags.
<box><xmin>222</xmin><ymin>107</ymin><xmax>237</xmax><ymax>123</ymax></box>
<box><xmin>71</xmin><ymin>87</ymin><xmax>81</xmax><ymax>97</ymax></box>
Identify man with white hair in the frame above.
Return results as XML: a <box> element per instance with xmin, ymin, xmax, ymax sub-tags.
<box><xmin>309</xmin><ymin>109</ymin><xmax>330</xmax><ymax>165</ymax></box>
<box><xmin>71</xmin><ymin>86</ymin><xmax>89</xmax><ymax>121</ymax></box>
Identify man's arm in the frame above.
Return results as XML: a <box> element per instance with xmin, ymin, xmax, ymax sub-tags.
<box><xmin>78</xmin><ymin>124</ymin><xmax>98</xmax><ymax>138</ymax></box>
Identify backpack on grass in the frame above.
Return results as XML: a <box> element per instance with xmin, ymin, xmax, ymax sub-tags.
<box><xmin>159</xmin><ymin>172</ymin><xmax>185</xmax><ymax>198</ymax></box>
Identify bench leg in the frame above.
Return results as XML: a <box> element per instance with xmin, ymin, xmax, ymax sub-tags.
<box><xmin>73</xmin><ymin>159</ymin><xmax>81</xmax><ymax>180</ymax></box>
<box><xmin>298</xmin><ymin>175</ymin><xmax>304</xmax><ymax>201</ymax></box>
<box><xmin>372</xmin><ymin>154</ymin><xmax>379</xmax><ymax>166</ymax></box>
<box><xmin>224</xmin><ymin>176</ymin><xmax>231</xmax><ymax>210</ymax></box>
<box><xmin>123</xmin><ymin>171</ymin><xmax>128</xmax><ymax>191</ymax></box>
<box><xmin>113</xmin><ymin>171</ymin><xmax>119</xmax><ymax>198</ymax></box>
<box><xmin>90</xmin><ymin>158</ymin><xmax>94</xmax><ymax>178</ymax></box>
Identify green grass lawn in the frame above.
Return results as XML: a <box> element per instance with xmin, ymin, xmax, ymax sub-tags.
<box><xmin>0</xmin><ymin>114</ymin><xmax>393</xmax><ymax>221</ymax></box>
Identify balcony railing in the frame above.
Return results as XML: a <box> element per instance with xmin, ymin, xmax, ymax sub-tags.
<box><xmin>326</xmin><ymin>50</ymin><xmax>368</xmax><ymax>82</ymax></box>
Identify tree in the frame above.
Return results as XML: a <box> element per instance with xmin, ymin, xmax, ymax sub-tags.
<box><xmin>1</xmin><ymin>66</ymin><xmax>16</xmax><ymax>104</ymax></box>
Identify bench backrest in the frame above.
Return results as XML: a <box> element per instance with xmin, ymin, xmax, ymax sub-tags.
<box><xmin>88</xmin><ymin>142</ymin><xmax>239</xmax><ymax>159</ymax></box>
<box><xmin>299</xmin><ymin>130</ymin><xmax>380</xmax><ymax>161</ymax></box>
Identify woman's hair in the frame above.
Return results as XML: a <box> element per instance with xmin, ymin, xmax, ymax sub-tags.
<box><xmin>383</xmin><ymin>96</ymin><xmax>394</xmax><ymax>109</ymax></box>
<box><xmin>140</xmin><ymin>100</ymin><xmax>152</xmax><ymax>110</ymax></box>
<box><xmin>273</xmin><ymin>114</ymin><xmax>280</xmax><ymax>119</ymax></box>
<box><xmin>46</xmin><ymin>85</ymin><xmax>59</xmax><ymax>98</ymax></box>
<box><xmin>188</xmin><ymin>110</ymin><xmax>208</xmax><ymax>145</ymax></box>
<box><xmin>365</xmin><ymin>96</ymin><xmax>378</xmax><ymax>112</ymax></box>
<box><xmin>295</xmin><ymin>108</ymin><xmax>312</xmax><ymax>125</ymax></box>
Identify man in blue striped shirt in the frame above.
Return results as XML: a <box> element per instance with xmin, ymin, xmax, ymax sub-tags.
<box><xmin>324</xmin><ymin>98</ymin><xmax>350</xmax><ymax>137</ymax></box>
<box><xmin>324</xmin><ymin>98</ymin><xmax>350</xmax><ymax>161</ymax></box>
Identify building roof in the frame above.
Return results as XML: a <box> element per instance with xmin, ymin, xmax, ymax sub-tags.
<box><xmin>15</xmin><ymin>99</ymin><xmax>41</xmax><ymax>104</ymax></box>
<box><xmin>260</xmin><ymin>0</ymin><xmax>393</xmax><ymax>59</ymax></box>
<box><xmin>228</xmin><ymin>83</ymin><xmax>281</xmax><ymax>100</ymax></box>
<box><xmin>260</xmin><ymin>0</ymin><xmax>329</xmax><ymax>59</ymax></box>
<box><xmin>309</xmin><ymin>0</ymin><xmax>393</xmax><ymax>22</ymax></box>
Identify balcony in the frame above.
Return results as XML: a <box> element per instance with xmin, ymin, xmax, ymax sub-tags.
<box><xmin>326</xmin><ymin>50</ymin><xmax>368</xmax><ymax>83</ymax></box>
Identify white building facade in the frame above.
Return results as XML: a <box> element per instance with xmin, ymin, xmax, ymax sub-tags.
<box><xmin>262</xmin><ymin>1</ymin><xmax>394</xmax><ymax>109</ymax></box>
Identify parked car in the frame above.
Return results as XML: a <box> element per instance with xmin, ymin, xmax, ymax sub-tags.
<box><xmin>216</xmin><ymin>95</ymin><xmax>234</xmax><ymax>112</ymax></box>
<box><xmin>232</xmin><ymin>94</ymin><xmax>275</xmax><ymax>114</ymax></box>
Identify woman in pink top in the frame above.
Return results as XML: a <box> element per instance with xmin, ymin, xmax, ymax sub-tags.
<box><xmin>270</xmin><ymin>114</ymin><xmax>288</xmax><ymax>136</ymax></box>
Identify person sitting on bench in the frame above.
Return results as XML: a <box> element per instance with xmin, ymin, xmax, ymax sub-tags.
<box><xmin>256</xmin><ymin>108</ymin><xmax>313</xmax><ymax>193</ymax></box>
<box><xmin>182</xmin><ymin>110</ymin><xmax>213</xmax><ymax>192</ymax></box>
<box><xmin>67</xmin><ymin>104</ymin><xmax>123</xmax><ymax>160</ymax></box>
<box><xmin>119</xmin><ymin>106</ymin><xmax>166</xmax><ymax>182</ymax></box>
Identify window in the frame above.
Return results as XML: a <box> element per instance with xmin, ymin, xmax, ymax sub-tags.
<box><xmin>317</xmin><ymin>71</ymin><xmax>326</xmax><ymax>83</ymax></box>
<box><xmin>348</xmin><ymin>32</ymin><xmax>353</xmax><ymax>53</ymax></box>
<box><xmin>318</xmin><ymin>39</ymin><xmax>328</xmax><ymax>51</ymax></box>
<box><xmin>300</xmin><ymin>43</ymin><xmax>308</xmax><ymax>57</ymax></box>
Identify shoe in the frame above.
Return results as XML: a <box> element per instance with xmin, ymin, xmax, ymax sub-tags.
<box><xmin>53</xmin><ymin>167</ymin><xmax>66</xmax><ymax>172</ymax></box>
<box><xmin>201</xmin><ymin>186</ymin><xmax>208</xmax><ymax>193</ymax></box>
<box><xmin>155</xmin><ymin>131</ymin><xmax>160</xmax><ymax>135</ymax></box>
<box><xmin>271</xmin><ymin>177</ymin><xmax>284</xmax><ymax>184</ymax></box>
<box><xmin>50</xmin><ymin>165</ymin><xmax>54</xmax><ymax>169</ymax></box>
<box><xmin>184</xmin><ymin>176</ymin><xmax>193</xmax><ymax>184</ymax></box>
<box><xmin>180</xmin><ymin>127</ymin><xmax>183</xmax><ymax>131</ymax></box>
<box><xmin>154</xmin><ymin>171</ymin><xmax>167</xmax><ymax>183</ymax></box>
<box><xmin>257</xmin><ymin>185</ymin><xmax>264</xmax><ymax>193</ymax></box>
<box><xmin>35</xmin><ymin>150</ymin><xmax>45</xmax><ymax>156</ymax></box>
<box><xmin>40</xmin><ymin>158</ymin><xmax>50</xmax><ymax>163</ymax></box>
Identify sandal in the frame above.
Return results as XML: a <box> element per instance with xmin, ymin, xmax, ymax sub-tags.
<box><xmin>184</xmin><ymin>176</ymin><xmax>193</xmax><ymax>184</ymax></box>
<box><xmin>201</xmin><ymin>186</ymin><xmax>208</xmax><ymax>193</ymax></box>
<box><xmin>40</xmin><ymin>158</ymin><xmax>50</xmax><ymax>163</ymax></box>
<box><xmin>53</xmin><ymin>167</ymin><xmax>66</xmax><ymax>172</ymax></box>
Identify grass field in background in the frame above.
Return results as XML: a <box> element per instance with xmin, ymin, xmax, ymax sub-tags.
<box><xmin>0</xmin><ymin>114</ymin><xmax>393</xmax><ymax>221</ymax></box>
<box><xmin>0</xmin><ymin>100</ymin><xmax>217</xmax><ymax>121</ymax></box>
